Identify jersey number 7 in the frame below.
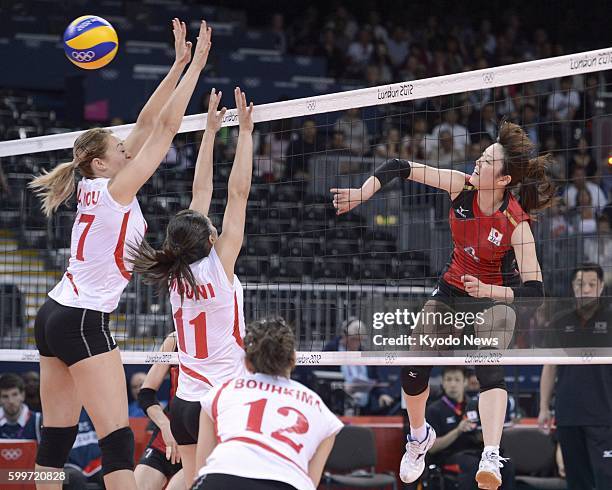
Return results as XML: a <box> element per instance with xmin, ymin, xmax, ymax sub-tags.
<box><xmin>76</xmin><ymin>213</ymin><xmax>95</xmax><ymax>261</ymax></box>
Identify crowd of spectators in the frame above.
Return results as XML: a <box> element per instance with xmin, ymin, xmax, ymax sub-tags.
<box><xmin>278</xmin><ymin>6</ymin><xmax>576</xmax><ymax>83</ymax></box>
<box><xmin>1</xmin><ymin>3</ymin><xmax>610</xmax><ymax>287</ymax></box>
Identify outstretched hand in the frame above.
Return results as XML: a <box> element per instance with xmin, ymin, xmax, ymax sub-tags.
<box><xmin>205</xmin><ymin>88</ymin><xmax>227</xmax><ymax>133</ymax></box>
<box><xmin>172</xmin><ymin>18</ymin><xmax>191</xmax><ymax>65</ymax></box>
<box><xmin>234</xmin><ymin>87</ymin><xmax>254</xmax><ymax>132</ymax></box>
<box><xmin>331</xmin><ymin>188</ymin><xmax>365</xmax><ymax>215</ymax></box>
<box><xmin>191</xmin><ymin>20</ymin><xmax>212</xmax><ymax>70</ymax></box>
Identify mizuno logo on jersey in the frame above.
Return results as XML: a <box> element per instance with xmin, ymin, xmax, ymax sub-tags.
<box><xmin>603</xmin><ymin>450</ymin><xmax>612</xmax><ymax>458</ymax></box>
<box><xmin>487</xmin><ymin>227</ymin><xmax>503</xmax><ymax>246</ymax></box>
<box><xmin>455</xmin><ymin>205</ymin><xmax>469</xmax><ymax>218</ymax></box>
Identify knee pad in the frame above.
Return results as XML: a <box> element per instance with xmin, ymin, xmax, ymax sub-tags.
<box><xmin>36</xmin><ymin>425</ymin><xmax>78</xmax><ymax>468</ymax></box>
<box><xmin>475</xmin><ymin>365</ymin><xmax>506</xmax><ymax>392</ymax></box>
<box><xmin>401</xmin><ymin>366</ymin><xmax>433</xmax><ymax>396</ymax></box>
<box><xmin>99</xmin><ymin>426</ymin><xmax>134</xmax><ymax>475</ymax></box>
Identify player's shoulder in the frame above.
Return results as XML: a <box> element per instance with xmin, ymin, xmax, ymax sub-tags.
<box><xmin>451</xmin><ymin>175</ymin><xmax>476</xmax><ymax>208</ymax></box>
<box><xmin>502</xmin><ymin>194</ymin><xmax>530</xmax><ymax>228</ymax></box>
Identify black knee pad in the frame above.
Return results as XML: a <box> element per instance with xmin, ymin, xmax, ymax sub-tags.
<box><xmin>36</xmin><ymin>425</ymin><xmax>78</xmax><ymax>468</ymax></box>
<box><xmin>99</xmin><ymin>426</ymin><xmax>135</xmax><ymax>475</ymax></box>
<box><xmin>475</xmin><ymin>365</ymin><xmax>506</xmax><ymax>392</ymax></box>
<box><xmin>401</xmin><ymin>366</ymin><xmax>433</xmax><ymax>396</ymax></box>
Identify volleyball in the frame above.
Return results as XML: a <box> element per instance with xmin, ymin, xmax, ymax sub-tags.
<box><xmin>63</xmin><ymin>15</ymin><xmax>118</xmax><ymax>70</ymax></box>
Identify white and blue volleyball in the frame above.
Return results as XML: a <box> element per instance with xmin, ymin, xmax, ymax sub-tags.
<box><xmin>63</xmin><ymin>15</ymin><xmax>118</xmax><ymax>70</ymax></box>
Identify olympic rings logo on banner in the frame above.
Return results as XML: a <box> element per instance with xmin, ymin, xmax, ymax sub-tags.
<box><xmin>72</xmin><ymin>51</ymin><xmax>96</xmax><ymax>62</ymax></box>
<box><xmin>482</xmin><ymin>72</ymin><xmax>495</xmax><ymax>84</ymax></box>
<box><xmin>1</xmin><ymin>448</ymin><xmax>23</xmax><ymax>460</ymax></box>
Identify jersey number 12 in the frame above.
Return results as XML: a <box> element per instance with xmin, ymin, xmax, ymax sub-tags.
<box><xmin>244</xmin><ymin>398</ymin><xmax>309</xmax><ymax>453</ymax></box>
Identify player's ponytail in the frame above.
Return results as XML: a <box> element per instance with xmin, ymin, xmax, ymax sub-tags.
<box><xmin>130</xmin><ymin>209</ymin><xmax>215</xmax><ymax>301</ymax></box>
<box><xmin>29</xmin><ymin>128</ymin><xmax>109</xmax><ymax>217</ymax></box>
<box><xmin>497</xmin><ymin>121</ymin><xmax>556</xmax><ymax>215</ymax></box>
<box><xmin>245</xmin><ymin>317</ymin><xmax>295</xmax><ymax>376</ymax></box>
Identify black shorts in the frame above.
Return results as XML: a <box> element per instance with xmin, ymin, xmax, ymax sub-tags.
<box><xmin>170</xmin><ymin>396</ymin><xmax>201</xmax><ymax>446</ymax></box>
<box><xmin>429</xmin><ymin>279</ymin><xmax>516</xmax><ymax>348</ymax></box>
<box><xmin>191</xmin><ymin>474</ymin><xmax>298</xmax><ymax>490</ymax></box>
<box><xmin>431</xmin><ymin>278</ymin><xmax>499</xmax><ymax>314</ymax></box>
<box><xmin>34</xmin><ymin>298</ymin><xmax>116</xmax><ymax>366</ymax></box>
<box><xmin>138</xmin><ymin>446</ymin><xmax>182</xmax><ymax>478</ymax></box>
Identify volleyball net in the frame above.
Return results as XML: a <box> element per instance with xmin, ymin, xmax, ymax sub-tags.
<box><xmin>1</xmin><ymin>47</ymin><xmax>611</xmax><ymax>365</ymax></box>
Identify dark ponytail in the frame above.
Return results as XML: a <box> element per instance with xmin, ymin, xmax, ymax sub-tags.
<box><xmin>498</xmin><ymin>121</ymin><xmax>556</xmax><ymax>215</ymax></box>
<box><xmin>129</xmin><ymin>209</ymin><xmax>215</xmax><ymax>301</ymax></box>
<box><xmin>244</xmin><ymin>317</ymin><xmax>295</xmax><ymax>376</ymax></box>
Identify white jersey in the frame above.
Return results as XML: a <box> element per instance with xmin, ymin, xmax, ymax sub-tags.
<box><xmin>170</xmin><ymin>246</ymin><xmax>247</xmax><ymax>402</ymax></box>
<box><xmin>199</xmin><ymin>373</ymin><xmax>343</xmax><ymax>490</ymax></box>
<box><xmin>49</xmin><ymin>178</ymin><xmax>146</xmax><ymax>313</ymax></box>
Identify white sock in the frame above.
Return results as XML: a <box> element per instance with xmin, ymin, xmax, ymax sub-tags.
<box><xmin>410</xmin><ymin>423</ymin><xmax>427</xmax><ymax>442</ymax></box>
<box><xmin>484</xmin><ymin>445</ymin><xmax>500</xmax><ymax>455</ymax></box>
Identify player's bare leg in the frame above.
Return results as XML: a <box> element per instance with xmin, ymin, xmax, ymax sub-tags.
<box><xmin>35</xmin><ymin>356</ymin><xmax>81</xmax><ymax>490</ymax></box>
<box><xmin>475</xmin><ymin>305</ymin><xmax>515</xmax><ymax>489</ymax></box>
<box><xmin>70</xmin><ymin>349</ymin><xmax>137</xmax><ymax>490</ymax></box>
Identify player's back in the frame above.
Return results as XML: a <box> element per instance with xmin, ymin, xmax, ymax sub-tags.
<box><xmin>48</xmin><ymin>177</ymin><xmax>146</xmax><ymax>313</ymax></box>
<box><xmin>169</xmin><ymin>246</ymin><xmax>246</xmax><ymax>401</ymax></box>
<box><xmin>200</xmin><ymin>373</ymin><xmax>343</xmax><ymax>490</ymax></box>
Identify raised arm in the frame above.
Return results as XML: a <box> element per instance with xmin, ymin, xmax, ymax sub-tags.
<box><xmin>123</xmin><ymin>18</ymin><xmax>192</xmax><ymax>157</ymax></box>
<box><xmin>190</xmin><ymin>88</ymin><xmax>227</xmax><ymax>215</ymax></box>
<box><xmin>108</xmin><ymin>20</ymin><xmax>212</xmax><ymax>206</ymax></box>
<box><xmin>215</xmin><ymin>88</ymin><xmax>254</xmax><ymax>282</ymax></box>
<box><xmin>331</xmin><ymin>158</ymin><xmax>467</xmax><ymax>215</ymax></box>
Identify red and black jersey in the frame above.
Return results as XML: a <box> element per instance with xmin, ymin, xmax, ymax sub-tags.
<box><xmin>442</xmin><ymin>176</ymin><xmax>529</xmax><ymax>291</ymax></box>
<box><xmin>149</xmin><ymin>365</ymin><xmax>179</xmax><ymax>454</ymax></box>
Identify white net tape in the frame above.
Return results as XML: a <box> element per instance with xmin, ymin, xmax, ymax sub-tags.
<box><xmin>1</xmin><ymin>349</ymin><xmax>611</xmax><ymax>365</ymax></box>
<box><xmin>1</xmin><ymin>47</ymin><xmax>610</xmax><ymax>157</ymax></box>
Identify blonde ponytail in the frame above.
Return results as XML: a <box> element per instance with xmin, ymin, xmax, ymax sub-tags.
<box><xmin>29</xmin><ymin>127</ymin><xmax>111</xmax><ymax>218</ymax></box>
<box><xmin>29</xmin><ymin>161</ymin><xmax>77</xmax><ymax>218</ymax></box>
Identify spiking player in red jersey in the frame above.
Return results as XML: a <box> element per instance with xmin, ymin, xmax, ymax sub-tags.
<box><xmin>332</xmin><ymin>121</ymin><xmax>554</xmax><ymax>489</ymax></box>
